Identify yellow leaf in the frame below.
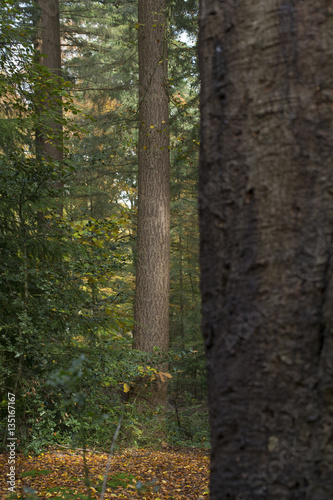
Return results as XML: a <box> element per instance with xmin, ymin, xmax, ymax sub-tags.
<box><xmin>158</xmin><ymin>371</ymin><xmax>172</xmax><ymax>382</ymax></box>
<box><xmin>150</xmin><ymin>125</ymin><xmax>154</xmax><ymax>129</ymax></box>
<box><xmin>123</xmin><ymin>383</ymin><xmax>130</xmax><ymax>393</ymax></box>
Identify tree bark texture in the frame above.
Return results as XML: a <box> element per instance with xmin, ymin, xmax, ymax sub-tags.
<box><xmin>133</xmin><ymin>0</ymin><xmax>170</xmax><ymax>357</ymax></box>
<box><xmin>35</xmin><ymin>0</ymin><xmax>63</xmax><ymax>162</ymax></box>
<box><xmin>199</xmin><ymin>1</ymin><xmax>333</xmax><ymax>498</ymax></box>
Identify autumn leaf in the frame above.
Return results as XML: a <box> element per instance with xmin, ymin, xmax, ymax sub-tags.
<box><xmin>157</xmin><ymin>371</ymin><xmax>172</xmax><ymax>382</ymax></box>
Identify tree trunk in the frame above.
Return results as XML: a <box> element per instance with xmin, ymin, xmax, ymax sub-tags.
<box><xmin>199</xmin><ymin>1</ymin><xmax>333</xmax><ymax>499</ymax></box>
<box><xmin>35</xmin><ymin>0</ymin><xmax>63</xmax><ymax>163</ymax></box>
<box><xmin>133</xmin><ymin>0</ymin><xmax>170</xmax><ymax>401</ymax></box>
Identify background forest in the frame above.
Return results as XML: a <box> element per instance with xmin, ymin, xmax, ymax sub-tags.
<box><xmin>0</xmin><ymin>0</ymin><xmax>207</xmax><ymax>454</ymax></box>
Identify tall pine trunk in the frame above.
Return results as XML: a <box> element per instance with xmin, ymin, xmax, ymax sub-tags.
<box><xmin>133</xmin><ymin>0</ymin><xmax>170</xmax><ymax>404</ymax></box>
<box><xmin>35</xmin><ymin>0</ymin><xmax>63</xmax><ymax>163</ymax></box>
<box><xmin>199</xmin><ymin>0</ymin><xmax>333</xmax><ymax>498</ymax></box>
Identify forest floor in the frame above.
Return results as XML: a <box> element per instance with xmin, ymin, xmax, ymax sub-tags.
<box><xmin>0</xmin><ymin>447</ymin><xmax>209</xmax><ymax>499</ymax></box>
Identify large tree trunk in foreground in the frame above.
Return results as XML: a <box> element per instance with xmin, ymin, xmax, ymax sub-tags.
<box><xmin>133</xmin><ymin>0</ymin><xmax>170</xmax><ymax>403</ymax></box>
<box><xmin>199</xmin><ymin>1</ymin><xmax>333</xmax><ymax>498</ymax></box>
<box><xmin>35</xmin><ymin>0</ymin><xmax>63</xmax><ymax>162</ymax></box>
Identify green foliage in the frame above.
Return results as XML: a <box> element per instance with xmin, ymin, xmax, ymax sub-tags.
<box><xmin>21</xmin><ymin>469</ymin><xmax>53</xmax><ymax>478</ymax></box>
<box><xmin>10</xmin><ymin>344</ymin><xmax>174</xmax><ymax>453</ymax></box>
<box><xmin>0</xmin><ymin>0</ymin><xmax>207</xmax><ymax>455</ymax></box>
<box><xmin>62</xmin><ymin>0</ymin><xmax>138</xmax><ymax>221</ymax></box>
<box><xmin>0</xmin><ymin>0</ymin><xmax>135</xmax><ymax>452</ymax></box>
<box><xmin>95</xmin><ymin>472</ymin><xmax>136</xmax><ymax>491</ymax></box>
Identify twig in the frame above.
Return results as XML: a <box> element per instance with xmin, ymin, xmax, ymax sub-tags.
<box><xmin>99</xmin><ymin>415</ymin><xmax>123</xmax><ymax>500</ymax></box>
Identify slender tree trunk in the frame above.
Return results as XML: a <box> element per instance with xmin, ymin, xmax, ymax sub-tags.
<box><xmin>179</xmin><ymin>224</ymin><xmax>185</xmax><ymax>345</ymax></box>
<box><xmin>133</xmin><ymin>0</ymin><xmax>170</xmax><ymax>403</ymax></box>
<box><xmin>199</xmin><ymin>1</ymin><xmax>333</xmax><ymax>499</ymax></box>
<box><xmin>35</xmin><ymin>0</ymin><xmax>63</xmax><ymax>163</ymax></box>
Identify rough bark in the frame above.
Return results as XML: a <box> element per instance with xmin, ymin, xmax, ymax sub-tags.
<box><xmin>35</xmin><ymin>0</ymin><xmax>63</xmax><ymax>162</ymax></box>
<box><xmin>133</xmin><ymin>0</ymin><xmax>170</xmax><ymax>406</ymax></box>
<box><xmin>133</xmin><ymin>0</ymin><xmax>170</xmax><ymax>355</ymax></box>
<box><xmin>199</xmin><ymin>1</ymin><xmax>333</xmax><ymax>499</ymax></box>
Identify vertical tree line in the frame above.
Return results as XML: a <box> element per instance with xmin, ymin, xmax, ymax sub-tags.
<box><xmin>35</xmin><ymin>0</ymin><xmax>63</xmax><ymax>163</ymax></box>
<box><xmin>133</xmin><ymin>0</ymin><xmax>170</xmax><ymax>403</ymax></box>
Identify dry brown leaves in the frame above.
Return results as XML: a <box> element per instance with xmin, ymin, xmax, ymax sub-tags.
<box><xmin>0</xmin><ymin>448</ymin><xmax>209</xmax><ymax>499</ymax></box>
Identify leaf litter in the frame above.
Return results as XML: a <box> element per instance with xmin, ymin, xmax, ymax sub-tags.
<box><xmin>0</xmin><ymin>448</ymin><xmax>209</xmax><ymax>499</ymax></box>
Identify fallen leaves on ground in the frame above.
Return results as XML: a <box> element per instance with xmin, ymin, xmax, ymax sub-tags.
<box><xmin>0</xmin><ymin>448</ymin><xmax>209</xmax><ymax>499</ymax></box>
